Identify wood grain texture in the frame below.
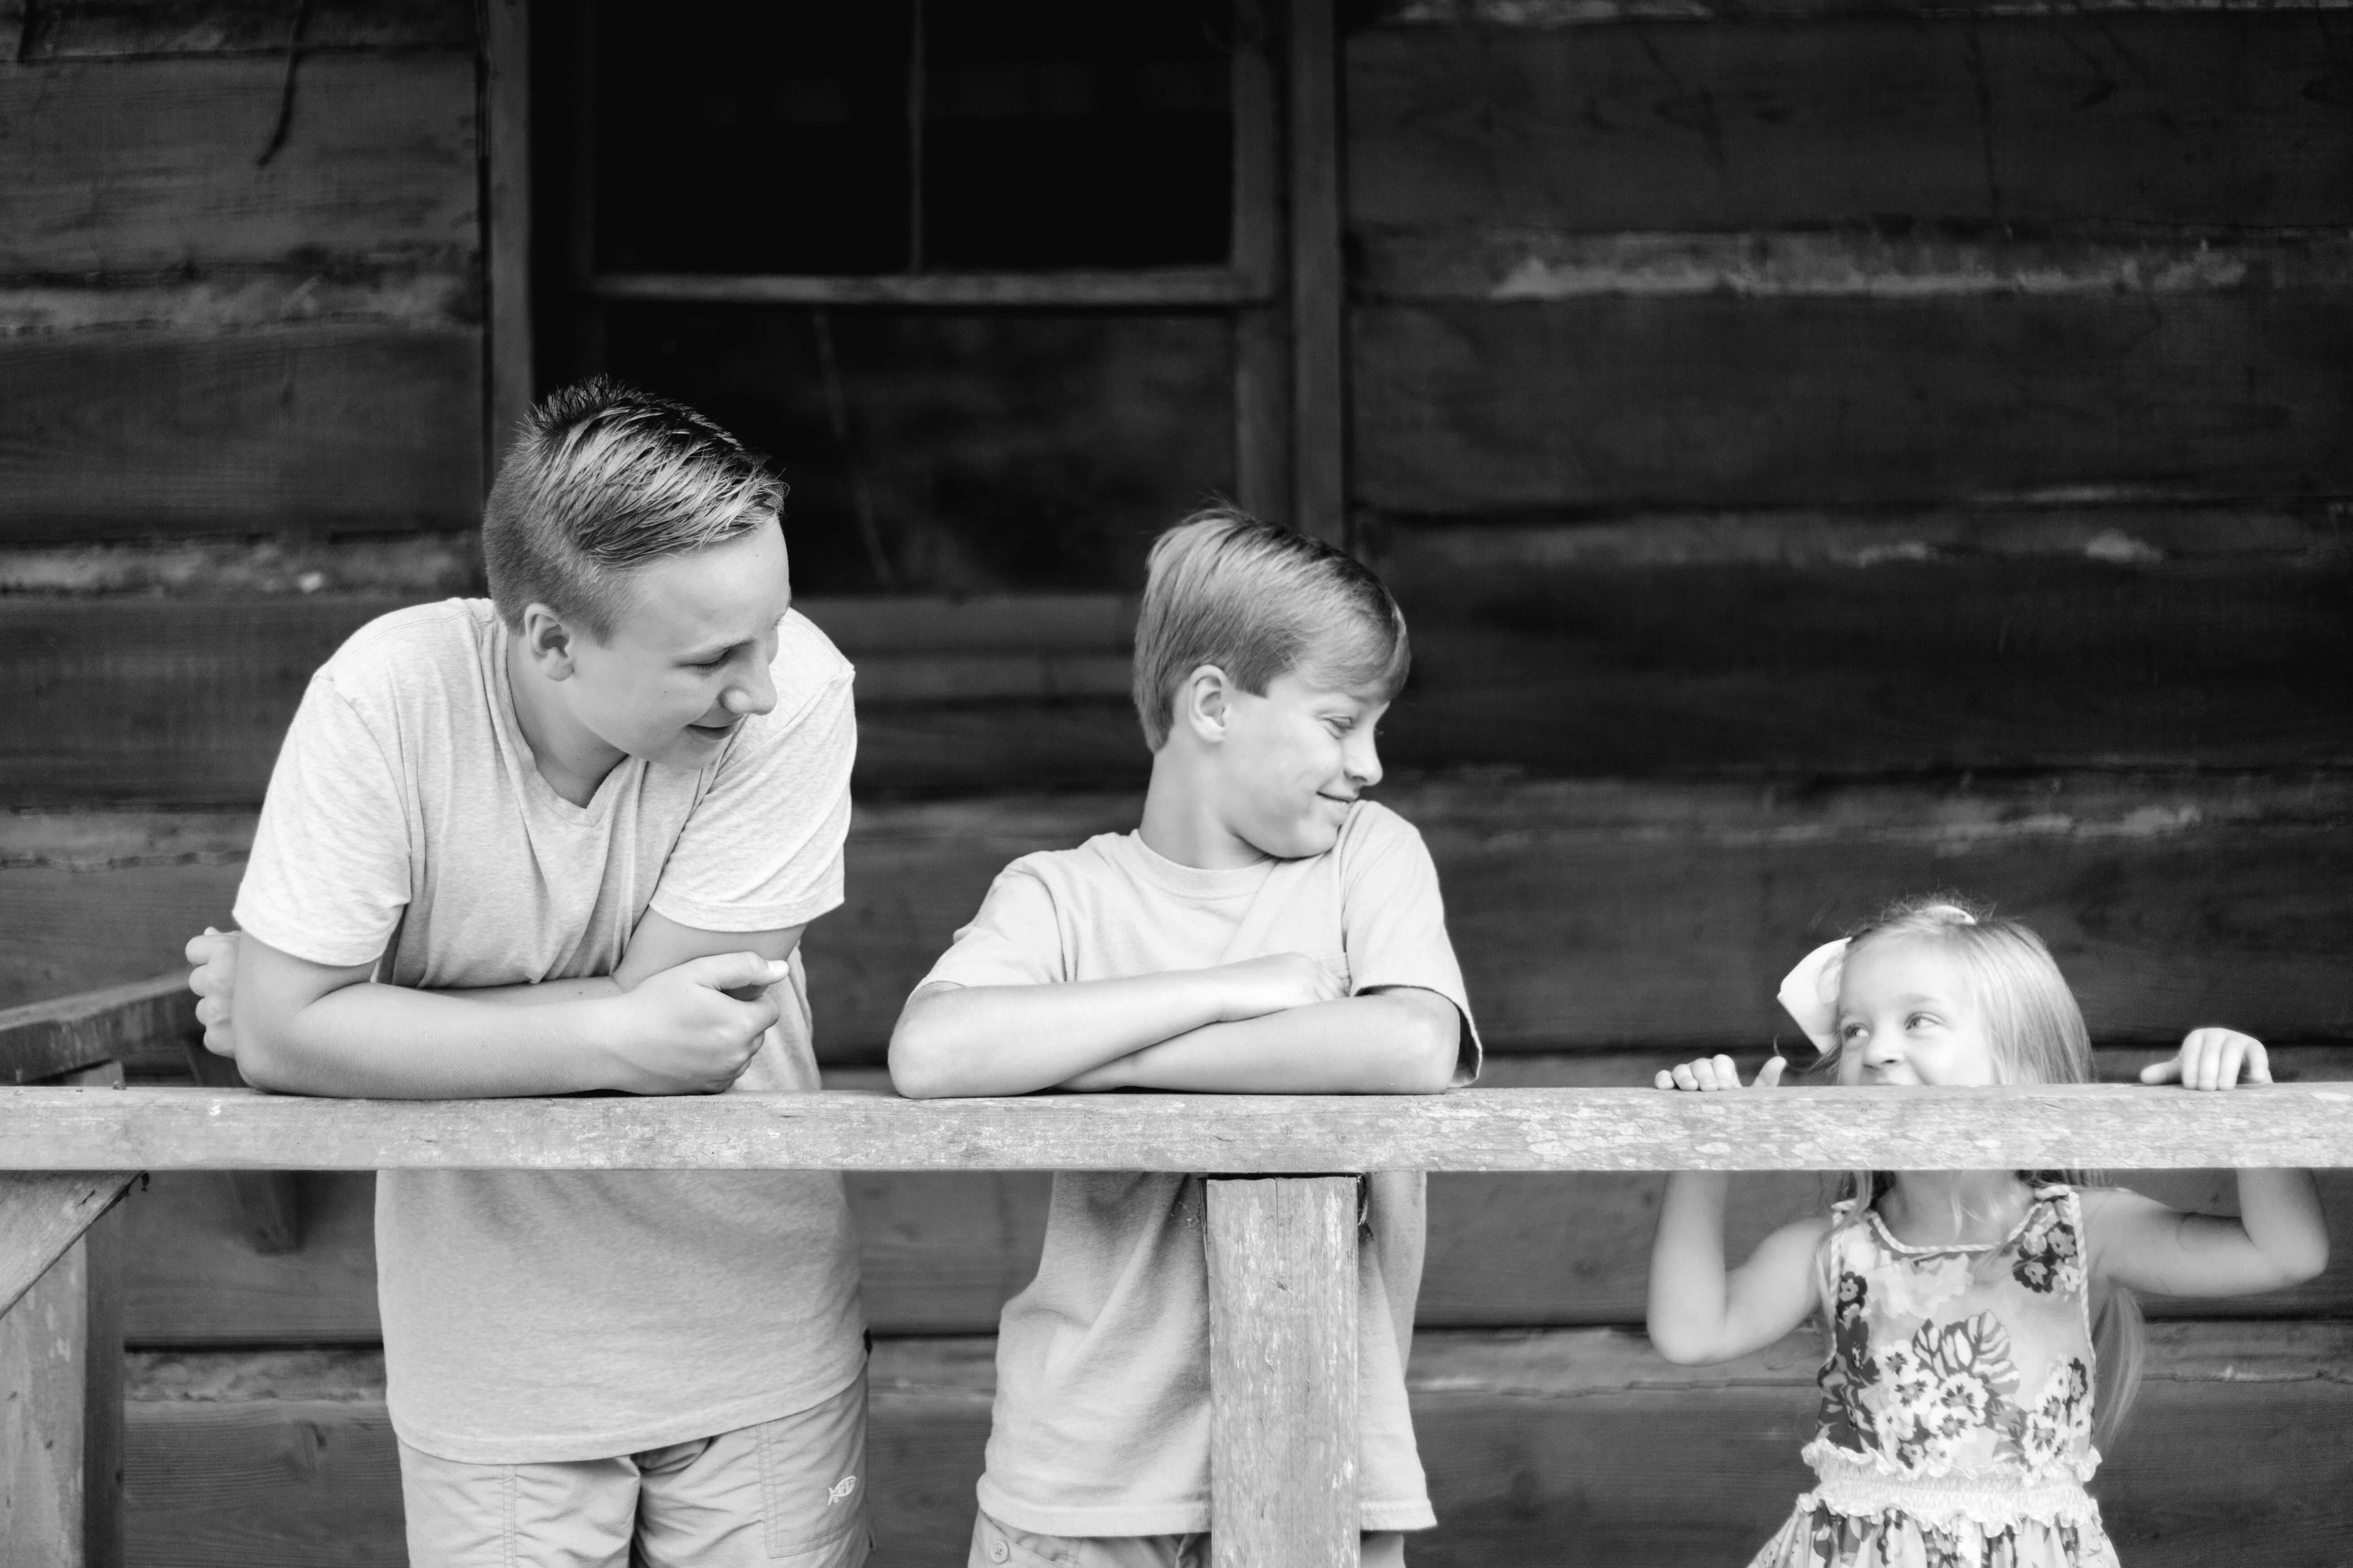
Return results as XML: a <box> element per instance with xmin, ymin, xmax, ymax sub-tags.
<box><xmin>14</xmin><ymin>0</ymin><xmax>473</xmax><ymax>58</ymax></box>
<box><xmin>6</xmin><ymin>1080</ymin><xmax>2353</xmax><ymax>1174</ymax></box>
<box><xmin>1207</xmin><ymin>1177</ymin><xmax>1360</xmax><ymax>1565</ymax></box>
<box><xmin>1360</xmin><ymin>229</ymin><xmax>2353</xmax><ymax>302</ymax></box>
<box><xmin>0</xmin><ymin>974</ymin><xmax>191</xmax><ymax>1084</ymax></box>
<box><xmin>0</xmin><ymin>328</ymin><xmax>484</xmax><ymax>542</ymax></box>
<box><xmin>1351</xmin><ymin>296</ymin><xmax>2353</xmax><ymax>512</ymax></box>
<box><xmin>1347</xmin><ymin>16</ymin><xmax>2353</xmax><ymax>235</ymax></box>
<box><xmin>0</xmin><ymin>1171</ymin><xmax>137</xmax><ymax>1318</ymax></box>
<box><xmin>120</xmin><ymin>1173</ymin><xmax>379</xmax><ymax>1347</ymax></box>
<box><xmin>0</xmin><ymin>54</ymin><xmax>476</xmax><ymax>274</ymax></box>
<box><xmin>112</xmin><ymin>1325</ymin><xmax>2353</xmax><ymax>1568</ymax></box>
<box><xmin>8</xmin><ymin>775</ymin><xmax>2352</xmax><ymax>1045</ymax></box>
<box><xmin>178</xmin><ymin>1046</ymin><xmax>299</xmax><ymax>1253</ymax></box>
<box><xmin>1</xmin><ymin>1237</ymin><xmax>89</xmax><ymax>1568</ymax></box>
<box><xmin>1376</xmin><ymin>0</ymin><xmax>2353</xmax><ymax>19</ymax></box>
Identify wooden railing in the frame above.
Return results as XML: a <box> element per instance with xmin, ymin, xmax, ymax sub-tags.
<box><xmin>4</xmin><ymin>977</ymin><xmax>2351</xmax><ymax>1567</ymax></box>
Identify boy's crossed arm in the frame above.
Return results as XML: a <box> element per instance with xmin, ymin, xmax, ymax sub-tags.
<box><xmin>888</xmin><ymin>955</ymin><xmax>1461</xmax><ymax>1100</ymax></box>
<box><xmin>190</xmin><ymin>910</ymin><xmax>800</xmax><ymax>1098</ymax></box>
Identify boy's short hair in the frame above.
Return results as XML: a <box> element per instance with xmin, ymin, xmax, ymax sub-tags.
<box><xmin>484</xmin><ymin>376</ymin><xmax>785</xmax><ymax>638</ymax></box>
<box><xmin>1131</xmin><ymin>507</ymin><xmax>1410</xmax><ymax>749</ymax></box>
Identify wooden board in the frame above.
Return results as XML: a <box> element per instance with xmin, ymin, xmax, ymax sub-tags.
<box><xmin>0</xmin><ymin>53</ymin><xmax>476</xmax><ymax>274</ymax></box>
<box><xmin>116</xmin><ymin>1324</ymin><xmax>2353</xmax><ymax>1568</ymax></box>
<box><xmin>0</xmin><ymin>327</ymin><xmax>483</xmax><ymax>544</ymax></box>
<box><xmin>1351</xmin><ymin>296</ymin><xmax>2353</xmax><ymax>513</ymax></box>
<box><xmin>9</xmin><ymin>776</ymin><xmax>2353</xmax><ymax>1045</ymax></box>
<box><xmin>0</xmin><ymin>973</ymin><xmax>191</xmax><ymax>1084</ymax></box>
<box><xmin>1347</xmin><ymin>15</ymin><xmax>2353</xmax><ymax>235</ymax></box>
<box><xmin>1</xmin><ymin>1239</ymin><xmax>90</xmax><ymax>1567</ymax></box>
<box><xmin>10</xmin><ymin>1078</ymin><xmax>2353</xmax><ymax>1175</ymax></box>
<box><xmin>14</xmin><ymin>0</ymin><xmax>474</xmax><ymax>58</ymax></box>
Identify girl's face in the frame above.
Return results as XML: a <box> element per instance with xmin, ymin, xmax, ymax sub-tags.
<box><xmin>1832</xmin><ymin>935</ymin><xmax>2001</xmax><ymax>1087</ymax></box>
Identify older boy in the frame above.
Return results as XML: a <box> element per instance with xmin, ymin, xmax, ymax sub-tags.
<box><xmin>185</xmin><ymin>380</ymin><xmax>868</xmax><ymax>1567</ymax></box>
<box><xmin>890</xmin><ymin>510</ymin><xmax>1481</xmax><ymax>1568</ymax></box>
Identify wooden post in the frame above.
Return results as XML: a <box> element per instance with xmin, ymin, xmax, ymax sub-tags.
<box><xmin>483</xmin><ymin>0</ymin><xmax>535</xmax><ymax>474</ymax></box>
<box><xmin>1205</xmin><ymin>1176</ymin><xmax>1359</xmax><ymax>1568</ymax></box>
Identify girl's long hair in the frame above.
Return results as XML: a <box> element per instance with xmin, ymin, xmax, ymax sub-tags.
<box><xmin>1809</xmin><ymin>894</ymin><xmax>2144</xmax><ymax>1453</ymax></box>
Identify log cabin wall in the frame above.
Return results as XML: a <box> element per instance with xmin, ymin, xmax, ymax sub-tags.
<box><xmin>2</xmin><ymin>0</ymin><xmax>2349</xmax><ymax>1563</ymax></box>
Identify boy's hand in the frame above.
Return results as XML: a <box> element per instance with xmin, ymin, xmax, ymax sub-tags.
<box><xmin>184</xmin><ymin>926</ymin><xmax>240</xmax><ymax>1057</ymax></box>
<box><xmin>2141</xmin><ymin>1028</ymin><xmax>2271</xmax><ymax>1091</ymax></box>
<box><xmin>602</xmin><ymin>952</ymin><xmax>791</xmax><ymax>1094</ymax></box>
<box><xmin>1214</xmin><ymin>953</ymin><xmax>1347</xmax><ymax>1022</ymax></box>
<box><xmin>1655</xmin><ymin>1054</ymin><xmax>1786</xmax><ymax>1092</ymax></box>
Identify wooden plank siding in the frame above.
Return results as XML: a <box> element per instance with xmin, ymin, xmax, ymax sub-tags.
<box><xmin>1345</xmin><ymin>16</ymin><xmax>2353</xmax><ymax>236</ymax></box>
<box><xmin>114</xmin><ymin>1325</ymin><xmax>2353</xmax><ymax>1568</ymax></box>
<box><xmin>9</xmin><ymin>778</ymin><xmax>2351</xmax><ymax>1045</ymax></box>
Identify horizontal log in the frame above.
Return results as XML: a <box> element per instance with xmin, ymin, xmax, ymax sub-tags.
<box><xmin>0</xmin><ymin>327</ymin><xmax>484</xmax><ymax>543</ymax></box>
<box><xmin>0</xmin><ymin>54</ymin><xmax>476</xmax><ymax>275</ymax></box>
<box><xmin>590</xmin><ymin>267</ymin><xmax>1274</xmax><ymax>309</ymax></box>
<box><xmin>13</xmin><ymin>0</ymin><xmax>474</xmax><ymax>58</ymax></box>
<box><xmin>1359</xmin><ymin>229</ymin><xmax>2353</xmax><ymax>302</ymax></box>
<box><xmin>117</xmin><ymin>1324</ymin><xmax>2353</xmax><ymax>1568</ymax></box>
<box><xmin>1348</xmin><ymin>16</ymin><xmax>2353</xmax><ymax>234</ymax></box>
<box><xmin>0</xmin><ymin>972</ymin><xmax>191</xmax><ymax>1083</ymax></box>
<box><xmin>9</xmin><ymin>774</ymin><xmax>2353</xmax><ymax>1045</ymax></box>
<box><xmin>1353</xmin><ymin>296</ymin><xmax>2353</xmax><ymax>512</ymax></box>
<box><xmin>0</xmin><ymin>534</ymin><xmax>478</xmax><ymax>598</ymax></box>
<box><xmin>0</xmin><ymin>270</ymin><xmax>480</xmax><ymax>334</ymax></box>
<box><xmin>5</xmin><ymin>1081</ymin><xmax>2352</xmax><ymax>1173</ymax></box>
<box><xmin>1373</xmin><ymin>0</ymin><xmax>2353</xmax><ymax>21</ymax></box>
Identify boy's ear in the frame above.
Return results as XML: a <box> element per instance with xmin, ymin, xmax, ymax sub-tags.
<box><xmin>518</xmin><ymin>602</ymin><xmax>580</xmax><ymax>680</ymax></box>
<box><xmin>1178</xmin><ymin>663</ymin><xmax>1231</xmax><ymax>743</ymax></box>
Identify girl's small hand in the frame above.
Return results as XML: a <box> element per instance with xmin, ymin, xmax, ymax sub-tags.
<box><xmin>2140</xmin><ymin>1027</ymin><xmax>2272</xmax><ymax>1091</ymax></box>
<box><xmin>1655</xmin><ymin>1054</ymin><xmax>1786</xmax><ymax>1091</ymax></box>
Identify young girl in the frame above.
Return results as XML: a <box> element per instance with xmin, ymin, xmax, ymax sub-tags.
<box><xmin>1648</xmin><ymin>896</ymin><xmax>2328</xmax><ymax>1568</ymax></box>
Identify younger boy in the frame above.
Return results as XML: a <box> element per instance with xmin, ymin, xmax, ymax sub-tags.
<box><xmin>185</xmin><ymin>380</ymin><xmax>869</xmax><ymax>1567</ymax></box>
<box><xmin>890</xmin><ymin>510</ymin><xmax>1481</xmax><ymax>1568</ymax></box>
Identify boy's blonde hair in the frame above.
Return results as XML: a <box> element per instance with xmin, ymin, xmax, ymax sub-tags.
<box><xmin>1130</xmin><ymin>507</ymin><xmax>1410</xmax><ymax>750</ymax></box>
<box><xmin>484</xmin><ymin>376</ymin><xmax>785</xmax><ymax>638</ymax></box>
<box><xmin>1818</xmin><ymin>894</ymin><xmax>2143</xmax><ymax>1452</ymax></box>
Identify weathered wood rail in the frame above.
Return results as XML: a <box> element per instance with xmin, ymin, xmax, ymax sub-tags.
<box><xmin>3</xmin><ymin>979</ymin><xmax>2349</xmax><ymax>1565</ymax></box>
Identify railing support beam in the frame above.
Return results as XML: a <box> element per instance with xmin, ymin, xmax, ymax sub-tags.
<box><xmin>1206</xmin><ymin>1175</ymin><xmax>1359</xmax><ymax>1568</ymax></box>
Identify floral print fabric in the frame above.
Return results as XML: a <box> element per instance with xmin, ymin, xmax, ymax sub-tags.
<box><xmin>1746</xmin><ymin>1185</ymin><xmax>2118</xmax><ymax>1568</ymax></box>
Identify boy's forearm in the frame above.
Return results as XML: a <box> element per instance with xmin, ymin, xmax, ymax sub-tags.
<box><xmin>1087</xmin><ymin>992</ymin><xmax>1458</xmax><ymax>1095</ymax></box>
<box><xmin>238</xmin><ymin>982</ymin><xmax>629</xmax><ymax>1098</ymax></box>
<box><xmin>888</xmin><ymin>971</ymin><xmax>1236</xmax><ymax>1098</ymax></box>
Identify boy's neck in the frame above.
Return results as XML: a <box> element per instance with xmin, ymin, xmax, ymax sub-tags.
<box><xmin>503</xmin><ymin>634</ymin><xmax>626</xmax><ymax>807</ymax></box>
<box><xmin>1137</xmin><ymin>745</ymin><xmax>1269</xmax><ymax>870</ymax></box>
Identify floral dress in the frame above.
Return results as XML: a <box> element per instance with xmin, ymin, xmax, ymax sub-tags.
<box><xmin>1746</xmin><ymin>1184</ymin><xmax>2119</xmax><ymax>1568</ymax></box>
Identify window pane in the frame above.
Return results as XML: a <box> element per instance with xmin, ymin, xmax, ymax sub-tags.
<box><xmin>605</xmin><ymin>305</ymin><xmax>1237</xmax><ymax>594</ymax></box>
<box><xmin>922</xmin><ymin>0</ymin><xmax>1234</xmax><ymax>269</ymax></box>
<box><xmin>590</xmin><ymin>1</ymin><xmax>913</xmax><ymax>274</ymax></box>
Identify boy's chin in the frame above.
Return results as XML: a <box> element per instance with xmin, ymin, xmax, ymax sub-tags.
<box><xmin>1243</xmin><ymin>819</ymin><xmax>1342</xmax><ymax>861</ymax></box>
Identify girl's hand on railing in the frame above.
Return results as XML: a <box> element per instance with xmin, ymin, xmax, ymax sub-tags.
<box><xmin>183</xmin><ymin>926</ymin><xmax>241</xmax><ymax>1058</ymax></box>
<box><xmin>2139</xmin><ymin>1027</ymin><xmax>2272</xmax><ymax>1092</ymax></box>
<box><xmin>1654</xmin><ymin>1054</ymin><xmax>1786</xmax><ymax>1092</ymax></box>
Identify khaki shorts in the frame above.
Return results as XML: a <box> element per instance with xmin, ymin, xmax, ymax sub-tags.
<box><xmin>400</xmin><ymin>1370</ymin><xmax>869</xmax><ymax>1568</ymax></box>
<box><xmin>968</xmin><ymin>1510</ymin><xmax>1405</xmax><ymax>1568</ymax></box>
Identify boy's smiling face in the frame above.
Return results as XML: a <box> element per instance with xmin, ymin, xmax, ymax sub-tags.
<box><xmin>1216</xmin><ymin>669</ymin><xmax>1388</xmax><ymax>859</ymax></box>
<box><xmin>550</xmin><ymin>520</ymin><xmax>794</xmax><ymax>773</ymax></box>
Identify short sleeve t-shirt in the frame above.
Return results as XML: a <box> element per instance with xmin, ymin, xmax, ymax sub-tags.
<box><xmin>233</xmin><ymin>598</ymin><xmax>865</xmax><ymax>1464</ymax></box>
<box><xmin>916</xmin><ymin>802</ymin><xmax>1483</xmax><ymax>1536</ymax></box>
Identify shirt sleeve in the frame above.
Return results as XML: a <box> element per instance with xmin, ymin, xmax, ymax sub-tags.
<box><xmin>232</xmin><ymin>674</ymin><xmax>414</xmax><ymax>970</ymax></box>
<box><xmin>649</xmin><ymin>667</ymin><xmax>857</xmax><ymax>934</ymax></box>
<box><xmin>912</xmin><ymin>862</ymin><xmax>1070</xmax><ymax>992</ymax></box>
<box><xmin>1341</xmin><ymin>804</ymin><xmax>1483</xmax><ymax>1085</ymax></box>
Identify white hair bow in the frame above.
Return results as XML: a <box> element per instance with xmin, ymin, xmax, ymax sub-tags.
<box><xmin>1776</xmin><ymin>938</ymin><xmax>1848</xmax><ymax>1058</ymax></box>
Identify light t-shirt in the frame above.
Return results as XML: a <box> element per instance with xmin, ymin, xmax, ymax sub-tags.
<box><xmin>233</xmin><ymin>598</ymin><xmax>865</xmax><ymax>1464</ymax></box>
<box><xmin>916</xmin><ymin>802</ymin><xmax>1483</xmax><ymax>1537</ymax></box>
